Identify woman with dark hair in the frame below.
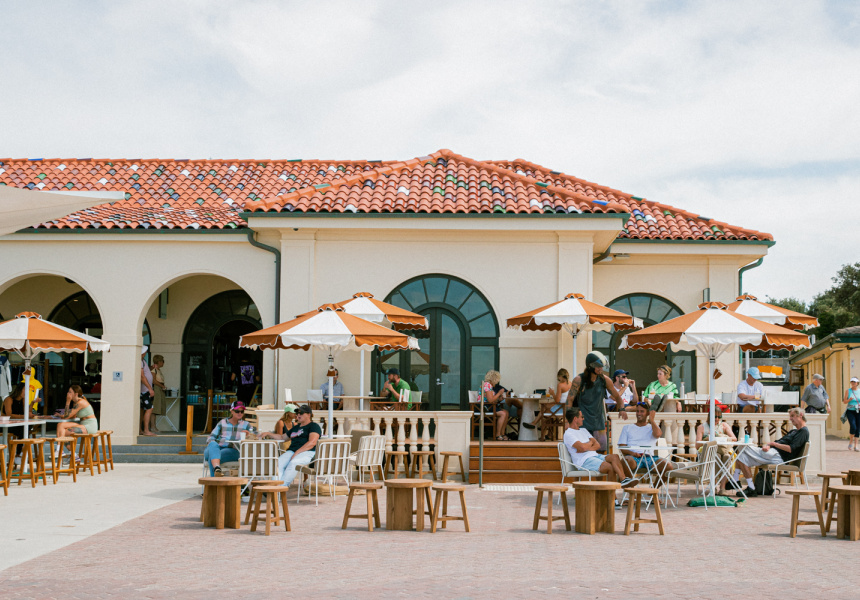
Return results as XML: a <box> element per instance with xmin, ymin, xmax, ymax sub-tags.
<box><xmin>570</xmin><ymin>352</ymin><xmax>627</xmax><ymax>451</ymax></box>
<box><xmin>2</xmin><ymin>383</ymin><xmax>31</xmax><ymax>418</ymax></box>
<box><xmin>56</xmin><ymin>385</ymin><xmax>99</xmax><ymax>437</ymax></box>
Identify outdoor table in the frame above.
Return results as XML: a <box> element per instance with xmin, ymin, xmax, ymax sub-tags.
<box><xmin>571</xmin><ymin>480</ymin><xmax>621</xmax><ymax>534</ymax></box>
<box><xmin>384</xmin><ymin>478</ymin><xmax>433</xmax><ymax>531</ymax></box>
<box><xmin>199</xmin><ymin>476</ymin><xmax>248</xmax><ymax>529</ymax></box>
<box><xmin>714</xmin><ymin>440</ymin><xmax>750</xmax><ymax>499</ymax></box>
<box><xmin>621</xmin><ymin>445</ymin><xmax>678</xmax><ymax>507</ymax></box>
<box><xmin>336</xmin><ymin>396</ymin><xmax>384</xmax><ymax>411</ymax></box>
<box><xmin>828</xmin><ymin>485</ymin><xmax>860</xmax><ymax>541</ymax></box>
<box><xmin>0</xmin><ymin>419</ymin><xmax>47</xmax><ymax>465</ymax></box>
<box><xmin>845</xmin><ymin>470</ymin><xmax>860</xmax><ymax>486</ymax></box>
<box><xmin>515</xmin><ymin>395</ymin><xmax>540</xmax><ymax>442</ymax></box>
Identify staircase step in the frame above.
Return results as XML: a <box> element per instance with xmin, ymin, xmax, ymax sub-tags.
<box><xmin>113</xmin><ymin>453</ymin><xmax>203</xmax><ymax>464</ymax></box>
<box><xmin>467</xmin><ymin>470</ymin><xmax>562</xmax><ymax>484</ymax></box>
<box><xmin>469</xmin><ymin>441</ymin><xmax>558</xmax><ymax>458</ymax></box>
<box><xmin>136</xmin><ymin>435</ymin><xmax>208</xmax><ymax>446</ymax></box>
<box><xmin>469</xmin><ymin>457</ymin><xmax>560</xmax><ymax>471</ymax></box>
<box><xmin>113</xmin><ymin>444</ymin><xmax>205</xmax><ymax>455</ymax></box>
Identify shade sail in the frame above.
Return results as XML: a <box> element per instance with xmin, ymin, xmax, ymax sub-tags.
<box><xmin>726</xmin><ymin>294</ymin><xmax>818</xmax><ymax>330</ymax></box>
<box><xmin>0</xmin><ymin>187</ymin><xmax>123</xmax><ymax>236</ymax></box>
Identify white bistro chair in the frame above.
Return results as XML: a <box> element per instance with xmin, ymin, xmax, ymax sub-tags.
<box><xmin>238</xmin><ymin>440</ymin><xmax>281</xmax><ymax>493</ymax></box>
<box><xmin>297</xmin><ymin>439</ymin><xmax>352</xmax><ymax>506</ymax></box>
<box><xmin>352</xmin><ymin>434</ymin><xmax>386</xmax><ymax>482</ymax></box>
<box><xmin>556</xmin><ymin>442</ymin><xmax>604</xmax><ymax>504</ymax></box>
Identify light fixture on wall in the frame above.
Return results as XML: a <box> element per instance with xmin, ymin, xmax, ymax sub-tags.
<box><xmin>703</xmin><ymin>288</ymin><xmax>711</xmax><ymax>302</ymax></box>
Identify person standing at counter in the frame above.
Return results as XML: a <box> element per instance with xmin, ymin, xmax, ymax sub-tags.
<box><xmin>140</xmin><ymin>346</ymin><xmax>156</xmax><ymax>437</ymax></box>
<box><xmin>150</xmin><ymin>355</ymin><xmax>166</xmax><ymax>434</ymax></box>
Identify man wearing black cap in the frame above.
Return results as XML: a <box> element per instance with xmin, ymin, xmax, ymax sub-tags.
<box><xmin>382</xmin><ymin>368</ymin><xmax>411</xmax><ymax>407</ymax></box>
<box><xmin>606</xmin><ymin>369</ymin><xmax>638</xmax><ymax>412</ymax></box>
<box><xmin>262</xmin><ymin>404</ymin><xmax>321</xmax><ymax>486</ymax></box>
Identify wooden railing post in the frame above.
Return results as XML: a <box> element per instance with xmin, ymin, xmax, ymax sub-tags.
<box><xmin>179</xmin><ymin>404</ymin><xmax>198</xmax><ymax>455</ymax></box>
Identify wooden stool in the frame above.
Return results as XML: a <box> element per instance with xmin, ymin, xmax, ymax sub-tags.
<box><xmin>846</xmin><ymin>470</ymin><xmax>860</xmax><ymax>487</ymax></box>
<box><xmin>342</xmin><ymin>482</ymin><xmax>382</xmax><ymax>532</ymax></box>
<box><xmin>250</xmin><ymin>485</ymin><xmax>291</xmax><ymax>535</ymax></box>
<box><xmin>384</xmin><ymin>450</ymin><xmax>409</xmax><ymax>478</ymax></box>
<box><xmin>829</xmin><ymin>485</ymin><xmax>860</xmax><ymax>541</ymax></box>
<box><xmin>98</xmin><ymin>430</ymin><xmax>115</xmax><ymax>470</ymax></box>
<box><xmin>430</xmin><ymin>482</ymin><xmax>470</xmax><ymax>533</ymax></box>
<box><xmin>532</xmin><ymin>485</ymin><xmax>571</xmax><ymax>534</ymax></box>
<box><xmin>92</xmin><ymin>431</ymin><xmax>109</xmax><ymax>473</ymax></box>
<box><xmin>199</xmin><ymin>477</ymin><xmax>248</xmax><ymax>530</ymax></box>
<box><xmin>384</xmin><ymin>478</ymin><xmax>434</xmax><ymax>531</ymax></box>
<box><xmin>0</xmin><ymin>444</ymin><xmax>8</xmax><ymax>495</ymax></box>
<box><xmin>819</xmin><ymin>472</ymin><xmax>846</xmax><ymax>519</ymax></box>
<box><xmin>7</xmin><ymin>438</ymin><xmax>47</xmax><ymax>488</ymax></box>
<box><xmin>410</xmin><ymin>450</ymin><xmax>437</xmax><ymax>480</ymax></box>
<box><xmin>786</xmin><ymin>489</ymin><xmax>825</xmax><ymax>538</ymax></box>
<box><xmin>439</xmin><ymin>451</ymin><xmax>466</xmax><ymax>482</ymax></box>
<box><xmin>71</xmin><ymin>433</ymin><xmax>98</xmax><ymax>476</ymax></box>
<box><xmin>49</xmin><ymin>437</ymin><xmax>78</xmax><ymax>484</ymax></box>
<box><xmin>572</xmin><ymin>481</ymin><xmax>621</xmax><ymax>534</ymax></box>
<box><xmin>244</xmin><ymin>479</ymin><xmax>280</xmax><ymax>525</ymax></box>
<box><xmin>624</xmin><ymin>487</ymin><xmax>665</xmax><ymax>535</ymax></box>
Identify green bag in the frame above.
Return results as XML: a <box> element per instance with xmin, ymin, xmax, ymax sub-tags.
<box><xmin>686</xmin><ymin>495</ymin><xmax>743</xmax><ymax>508</ymax></box>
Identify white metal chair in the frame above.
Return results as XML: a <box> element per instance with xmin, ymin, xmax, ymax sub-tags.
<box><xmin>762</xmin><ymin>441</ymin><xmax>810</xmax><ymax>494</ymax></box>
<box><xmin>307</xmin><ymin>389</ymin><xmax>324</xmax><ymax>410</ymax></box>
<box><xmin>238</xmin><ymin>440</ymin><xmax>281</xmax><ymax>493</ymax></box>
<box><xmin>352</xmin><ymin>435</ymin><xmax>386</xmax><ymax>482</ymax></box>
<box><xmin>283</xmin><ymin>388</ymin><xmax>293</xmax><ymax>409</ymax></box>
<box><xmin>556</xmin><ymin>442</ymin><xmax>604</xmax><ymax>504</ymax></box>
<box><xmin>297</xmin><ymin>439</ymin><xmax>351</xmax><ymax>505</ymax></box>
<box><xmin>408</xmin><ymin>389</ymin><xmax>423</xmax><ymax>409</ymax></box>
<box><xmin>667</xmin><ymin>441</ymin><xmax>719</xmax><ymax>509</ymax></box>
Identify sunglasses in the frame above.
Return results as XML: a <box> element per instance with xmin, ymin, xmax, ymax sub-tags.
<box><xmin>232</xmin><ymin>409</ymin><xmax>245</xmax><ymax>414</ymax></box>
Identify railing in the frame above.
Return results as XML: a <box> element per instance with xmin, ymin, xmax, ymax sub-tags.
<box><xmin>608</xmin><ymin>412</ymin><xmax>827</xmax><ymax>475</ymax></box>
<box><xmin>249</xmin><ymin>409</ymin><xmax>472</xmax><ymax>476</ymax></box>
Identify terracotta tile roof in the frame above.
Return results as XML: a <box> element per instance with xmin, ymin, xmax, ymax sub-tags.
<box><xmin>0</xmin><ymin>152</ymin><xmax>772</xmax><ymax>241</ymax></box>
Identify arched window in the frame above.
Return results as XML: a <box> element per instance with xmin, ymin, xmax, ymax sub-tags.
<box><xmin>374</xmin><ymin>275</ymin><xmax>499</xmax><ymax>410</ymax></box>
<box><xmin>592</xmin><ymin>293</ymin><xmax>696</xmax><ymax>394</ymax></box>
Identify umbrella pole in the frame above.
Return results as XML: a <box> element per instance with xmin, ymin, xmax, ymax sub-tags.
<box><xmin>359</xmin><ymin>350</ymin><xmax>365</xmax><ymax>411</ymax></box>
<box><xmin>744</xmin><ymin>349</ymin><xmax>749</xmax><ymax>376</ymax></box>
<box><xmin>571</xmin><ymin>330</ymin><xmax>578</xmax><ymax>377</ymax></box>
<box><xmin>326</xmin><ymin>354</ymin><xmax>335</xmax><ymax>439</ymax></box>
<box><xmin>708</xmin><ymin>356</ymin><xmax>716</xmax><ymax>497</ymax></box>
<box><xmin>479</xmin><ymin>386</ymin><xmax>484</xmax><ymax>488</ymax></box>
<box><xmin>23</xmin><ymin>358</ymin><xmax>31</xmax><ymax>441</ymax></box>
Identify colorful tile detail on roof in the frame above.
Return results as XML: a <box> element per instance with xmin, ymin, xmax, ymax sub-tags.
<box><xmin>0</xmin><ymin>151</ymin><xmax>772</xmax><ymax>241</ymax></box>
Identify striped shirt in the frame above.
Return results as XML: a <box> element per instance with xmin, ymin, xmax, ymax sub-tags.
<box><xmin>207</xmin><ymin>419</ymin><xmax>258</xmax><ymax>447</ymax></box>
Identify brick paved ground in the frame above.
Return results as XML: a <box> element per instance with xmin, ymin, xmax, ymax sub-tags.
<box><xmin>1</xmin><ymin>439</ymin><xmax>857</xmax><ymax>600</ymax></box>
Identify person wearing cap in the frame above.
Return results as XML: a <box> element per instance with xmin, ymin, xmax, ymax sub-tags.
<box><xmin>381</xmin><ymin>368</ymin><xmax>411</xmax><ymax>406</ymax></box>
<box><xmin>801</xmin><ymin>374</ymin><xmax>830</xmax><ymax>414</ymax></box>
<box><xmin>843</xmin><ymin>377</ymin><xmax>860</xmax><ymax>451</ymax></box>
<box><xmin>736</xmin><ymin>367</ymin><xmax>765</xmax><ymax>413</ymax></box>
<box><xmin>140</xmin><ymin>346</ymin><xmax>156</xmax><ymax>436</ymax></box>
<box><xmin>275</xmin><ymin>404</ymin><xmax>298</xmax><ymax>436</ymax></box>
<box><xmin>262</xmin><ymin>405</ymin><xmax>322</xmax><ymax>486</ymax></box>
<box><xmin>605</xmin><ymin>369</ymin><xmax>638</xmax><ymax>412</ymax></box>
<box><xmin>569</xmin><ymin>351</ymin><xmax>627</xmax><ymax>452</ymax></box>
<box><xmin>205</xmin><ymin>400</ymin><xmax>258</xmax><ymax>477</ymax></box>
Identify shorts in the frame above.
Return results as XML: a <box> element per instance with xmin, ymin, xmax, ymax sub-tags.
<box><xmin>580</xmin><ymin>455</ymin><xmax>606</xmax><ymax>472</ymax></box>
<box><xmin>140</xmin><ymin>392</ymin><xmax>153</xmax><ymax>410</ymax></box>
<box><xmin>632</xmin><ymin>454</ymin><xmax>658</xmax><ymax>470</ymax></box>
<box><xmin>737</xmin><ymin>446</ymin><xmax>782</xmax><ymax>468</ymax></box>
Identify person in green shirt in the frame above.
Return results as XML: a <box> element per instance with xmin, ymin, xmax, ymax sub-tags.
<box><xmin>382</xmin><ymin>368</ymin><xmax>412</xmax><ymax>408</ymax></box>
<box><xmin>642</xmin><ymin>364</ymin><xmax>681</xmax><ymax>412</ymax></box>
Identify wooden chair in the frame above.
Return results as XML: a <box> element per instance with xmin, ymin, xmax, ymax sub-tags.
<box><xmin>71</xmin><ymin>433</ymin><xmax>98</xmax><ymax>476</ymax></box>
<box><xmin>538</xmin><ymin>399</ymin><xmax>564</xmax><ymax>441</ymax></box>
<box><xmin>249</xmin><ymin>485</ymin><xmax>291</xmax><ymax>535</ymax></box>
<box><xmin>50</xmin><ymin>437</ymin><xmax>77</xmax><ymax>483</ymax></box>
<box><xmin>430</xmin><ymin>482</ymin><xmax>470</xmax><ymax>533</ymax></box>
<box><xmin>624</xmin><ymin>487</ymin><xmax>665</xmax><ymax>535</ymax></box>
<box><xmin>0</xmin><ymin>443</ymin><xmax>8</xmax><ymax>495</ymax></box>
<box><xmin>8</xmin><ymin>438</ymin><xmax>47</xmax><ymax>487</ymax></box>
<box><xmin>469</xmin><ymin>390</ymin><xmax>497</xmax><ymax>439</ymax></box>
<box><xmin>99</xmin><ymin>430</ymin><xmax>115</xmax><ymax>470</ymax></box>
<box><xmin>439</xmin><ymin>451</ymin><xmax>466</xmax><ymax>482</ymax></box>
<box><xmin>342</xmin><ymin>482</ymin><xmax>382</xmax><ymax>531</ymax></box>
<box><xmin>786</xmin><ymin>489</ymin><xmax>825</xmax><ymax>538</ymax></box>
<box><xmin>532</xmin><ymin>484</ymin><xmax>571</xmax><ymax>534</ymax></box>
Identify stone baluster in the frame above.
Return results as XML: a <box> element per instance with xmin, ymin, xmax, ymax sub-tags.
<box><xmin>341</xmin><ymin>415</ymin><xmax>352</xmax><ymax>436</ymax></box>
<box><xmin>421</xmin><ymin>416</ymin><xmax>432</xmax><ymax>473</ymax></box>
<box><xmin>750</xmin><ymin>418</ymin><xmax>759</xmax><ymax>445</ymax></box>
<box><xmin>408</xmin><ymin>417</ymin><xmax>419</xmax><ymax>455</ymax></box>
<box><xmin>760</xmin><ymin>417</ymin><xmax>771</xmax><ymax>445</ymax></box>
<box><xmin>395</xmin><ymin>417</ymin><xmax>406</xmax><ymax>453</ymax></box>
<box><xmin>686</xmin><ymin>418</ymin><xmax>697</xmax><ymax>454</ymax></box>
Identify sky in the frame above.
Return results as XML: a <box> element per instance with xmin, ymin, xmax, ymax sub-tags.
<box><xmin>2</xmin><ymin>1</ymin><xmax>858</xmax><ymax>303</ymax></box>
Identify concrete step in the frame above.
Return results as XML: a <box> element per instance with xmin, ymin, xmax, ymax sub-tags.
<box><xmin>135</xmin><ymin>435</ymin><xmax>208</xmax><ymax>446</ymax></box>
<box><xmin>113</xmin><ymin>453</ymin><xmax>203</xmax><ymax>464</ymax></box>
<box><xmin>113</xmin><ymin>444</ymin><xmax>205</xmax><ymax>455</ymax></box>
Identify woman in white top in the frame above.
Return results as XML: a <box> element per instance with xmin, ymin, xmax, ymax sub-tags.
<box><xmin>524</xmin><ymin>368</ymin><xmax>571</xmax><ymax>430</ymax></box>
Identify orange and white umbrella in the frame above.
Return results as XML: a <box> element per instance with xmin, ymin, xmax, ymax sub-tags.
<box><xmin>507</xmin><ymin>293</ymin><xmax>642</xmax><ymax>375</ymax></box>
<box><xmin>0</xmin><ymin>312</ymin><xmax>110</xmax><ymax>438</ymax></box>
<box><xmin>335</xmin><ymin>292</ymin><xmax>428</xmax><ymax>401</ymax></box>
<box><xmin>726</xmin><ymin>294</ymin><xmax>818</xmax><ymax>330</ymax></box>
<box><xmin>620</xmin><ymin>302</ymin><xmax>810</xmax><ymax>445</ymax></box>
<box><xmin>239</xmin><ymin>304</ymin><xmax>418</xmax><ymax>435</ymax></box>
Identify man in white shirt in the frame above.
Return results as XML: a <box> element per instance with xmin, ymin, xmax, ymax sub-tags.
<box><xmin>562</xmin><ymin>408</ymin><xmax>637</xmax><ymax>488</ymax></box>
<box><xmin>605</xmin><ymin>369</ymin><xmax>638</xmax><ymax>412</ymax></box>
<box><xmin>618</xmin><ymin>402</ymin><xmax>677</xmax><ymax>479</ymax></box>
<box><xmin>736</xmin><ymin>367</ymin><xmax>765</xmax><ymax>413</ymax></box>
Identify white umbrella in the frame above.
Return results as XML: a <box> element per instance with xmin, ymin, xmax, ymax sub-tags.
<box><xmin>0</xmin><ymin>187</ymin><xmax>123</xmax><ymax>236</ymax></box>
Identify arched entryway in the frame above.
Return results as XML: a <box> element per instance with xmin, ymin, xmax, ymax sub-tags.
<box><xmin>373</xmin><ymin>275</ymin><xmax>499</xmax><ymax>410</ymax></box>
<box><xmin>592</xmin><ymin>293</ymin><xmax>696</xmax><ymax>395</ymax></box>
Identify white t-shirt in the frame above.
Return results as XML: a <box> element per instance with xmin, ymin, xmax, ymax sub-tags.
<box><xmin>618</xmin><ymin>423</ymin><xmax>658</xmax><ymax>454</ymax></box>
<box><xmin>606</xmin><ymin>385</ymin><xmax>633</xmax><ymax>406</ymax></box>
<box><xmin>736</xmin><ymin>379</ymin><xmax>764</xmax><ymax>407</ymax></box>
<box><xmin>563</xmin><ymin>427</ymin><xmax>598</xmax><ymax>468</ymax></box>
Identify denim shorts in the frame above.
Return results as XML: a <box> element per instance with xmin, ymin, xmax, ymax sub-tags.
<box><xmin>633</xmin><ymin>454</ymin><xmax>658</xmax><ymax>470</ymax></box>
<box><xmin>581</xmin><ymin>455</ymin><xmax>606</xmax><ymax>472</ymax></box>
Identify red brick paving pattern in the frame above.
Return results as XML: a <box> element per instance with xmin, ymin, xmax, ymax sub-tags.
<box><xmin>1</xmin><ymin>441</ymin><xmax>856</xmax><ymax>600</ymax></box>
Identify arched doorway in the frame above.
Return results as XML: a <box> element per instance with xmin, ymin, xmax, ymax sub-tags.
<box><xmin>592</xmin><ymin>294</ymin><xmax>696</xmax><ymax>395</ymax></box>
<box><xmin>373</xmin><ymin>275</ymin><xmax>499</xmax><ymax>410</ymax></box>
<box><xmin>181</xmin><ymin>290</ymin><xmax>262</xmax><ymax>429</ymax></box>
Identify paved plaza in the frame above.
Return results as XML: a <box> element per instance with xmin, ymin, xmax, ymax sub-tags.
<box><xmin>0</xmin><ymin>438</ymin><xmax>857</xmax><ymax>599</ymax></box>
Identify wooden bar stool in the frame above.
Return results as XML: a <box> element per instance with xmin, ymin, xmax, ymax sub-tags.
<box><xmin>410</xmin><ymin>450</ymin><xmax>437</xmax><ymax>480</ymax></box>
<box><xmin>250</xmin><ymin>485</ymin><xmax>291</xmax><ymax>535</ymax></box>
<box><xmin>819</xmin><ymin>473</ymin><xmax>846</xmax><ymax>519</ymax></box>
<box><xmin>430</xmin><ymin>482</ymin><xmax>470</xmax><ymax>533</ymax></box>
<box><xmin>0</xmin><ymin>443</ymin><xmax>8</xmax><ymax>495</ymax></box>
<box><xmin>532</xmin><ymin>484</ymin><xmax>571</xmax><ymax>534</ymax></box>
<box><xmin>342</xmin><ymin>482</ymin><xmax>383</xmax><ymax>531</ymax></box>
<box><xmin>50</xmin><ymin>437</ymin><xmax>78</xmax><ymax>484</ymax></box>
<box><xmin>71</xmin><ymin>433</ymin><xmax>98</xmax><ymax>476</ymax></box>
<box><xmin>786</xmin><ymin>489</ymin><xmax>825</xmax><ymax>538</ymax></box>
<box><xmin>439</xmin><ymin>451</ymin><xmax>466</xmax><ymax>482</ymax></box>
<box><xmin>93</xmin><ymin>431</ymin><xmax>109</xmax><ymax>473</ymax></box>
<box><xmin>244</xmin><ymin>479</ymin><xmax>280</xmax><ymax>525</ymax></box>
<box><xmin>8</xmin><ymin>438</ymin><xmax>47</xmax><ymax>488</ymax></box>
<box><xmin>624</xmin><ymin>487</ymin><xmax>665</xmax><ymax>535</ymax></box>
<box><xmin>384</xmin><ymin>450</ymin><xmax>409</xmax><ymax>478</ymax></box>
<box><xmin>98</xmin><ymin>430</ymin><xmax>115</xmax><ymax>470</ymax></box>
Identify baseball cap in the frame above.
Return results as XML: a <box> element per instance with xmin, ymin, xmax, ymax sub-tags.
<box><xmin>851</xmin><ymin>377</ymin><xmax>859</xmax><ymax>383</ymax></box>
<box><xmin>283</xmin><ymin>403</ymin><xmax>297</xmax><ymax>414</ymax></box>
<box><xmin>612</xmin><ymin>369</ymin><xmax>629</xmax><ymax>379</ymax></box>
<box><xmin>295</xmin><ymin>404</ymin><xmax>313</xmax><ymax>415</ymax></box>
<box><xmin>747</xmin><ymin>367</ymin><xmax>761</xmax><ymax>380</ymax></box>
<box><xmin>230</xmin><ymin>400</ymin><xmax>246</xmax><ymax>411</ymax></box>
<box><xmin>386</xmin><ymin>368</ymin><xmax>400</xmax><ymax>376</ymax></box>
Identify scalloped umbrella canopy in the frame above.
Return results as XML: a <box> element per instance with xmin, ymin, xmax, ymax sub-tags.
<box><xmin>336</xmin><ymin>292</ymin><xmax>429</xmax><ymax>331</ymax></box>
<box><xmin>726</xmin><ymin>294</ymin><xmax>818</xmax><ymax>330</ymax></box>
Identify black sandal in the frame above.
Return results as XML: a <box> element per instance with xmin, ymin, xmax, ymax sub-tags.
<box><xmin>523</xmin><ymin>422</ymin><xmax>536</xmax><ymax>430</ymax></box>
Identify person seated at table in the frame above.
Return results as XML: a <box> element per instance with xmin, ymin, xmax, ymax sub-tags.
<box><xmin>261</xmin><ymin>404</ymin><xmax>321</xmax><ymax>487</ymax></box>
<box><xmin>274</xmin><ymin>404</ymin><xmax>298</xmax><ymax>435</ymax></box>
<box><xmin>695</xmin><ymin>408</ymin><xmax>736</xmax><ymax>495</ymax></box>
<box><xmin>563</xmin><ymin>408</ymin><xmax>637</xmax><ymax>487</ymax></box>
<box><xmin>2</xmin><ymin>383</ymin><xmax>32</xmax><ymax>418</ymax></box>
<box><xmin>735</xmin><ymin>407</ymin><xmax>809</xmax><ymax>497</ymax></box>
<box><xmin>204</xmin><ymin>400</ymin><xmax>258</xmax><ymax>477</ymax></box>
<box><xmin>481</xmin><ymin>370</ymin><xmax>515</xmax><ymax>441</ymax></box>
<box><xmin>736</xmin><ymin>367</ymin><xmax>764</xmax><ymax>413</ymax></box>
<box><xmin>320</xmin><ymin>368</ymin><xmax>344</xmax><ymax>407</ymax></box>
<box><xmin>617</xmin><ymin>402</ymin><xmax>677</xmax><ymax>482</ymax></box>
<box><xmin>524</xmin><ymin>368</ymin><xmax>570</xmax><ymax>430</ymax></box>
<box><xmin>605</xmin><ymin>369</ymin><xmax>639</xmax><ymax>413</ymax></box>
<box><xmin>56</xmin><ymin>385</ymin><xmax>99</xmax><ymax>437</ymax></box>
<box><xmin>642</xmin><ymin>365</ymin><xmax>681</xmax><ymax>412</ymax></box>
<box><xmin>381</xmin><ymin>368</ymin><xmax>411</xmax><ymax>406</ymax></box>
